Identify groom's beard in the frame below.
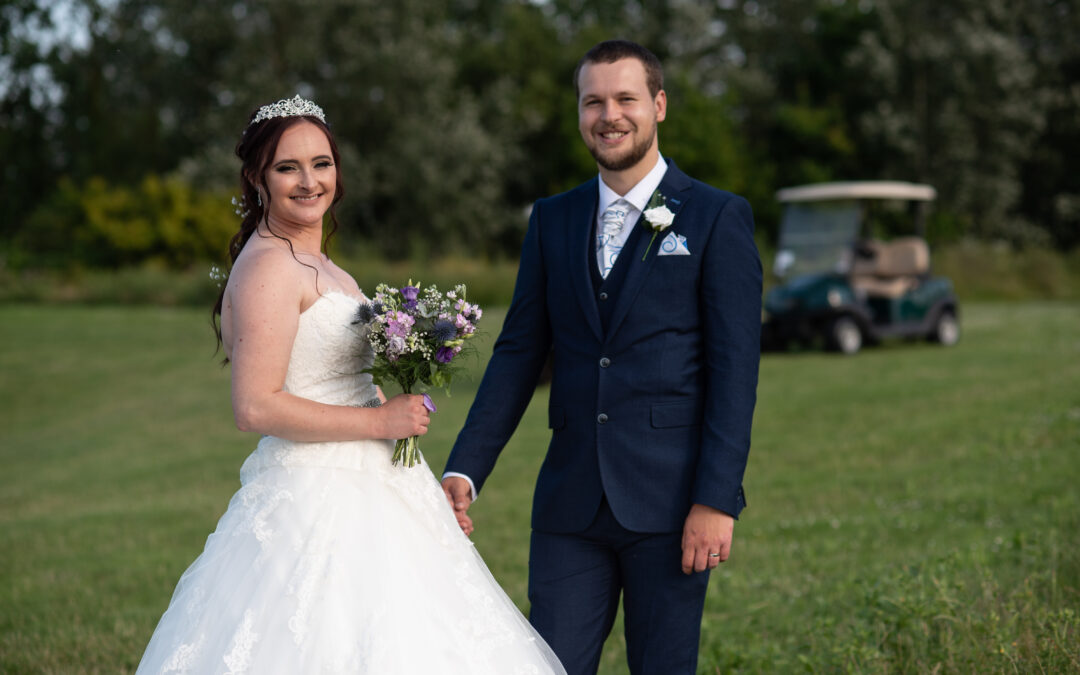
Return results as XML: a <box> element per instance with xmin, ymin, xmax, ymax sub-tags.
<box><xmin>587</xmin><ymin>121</ymin><xmax>657</xmax><ymax>172</ymax></box>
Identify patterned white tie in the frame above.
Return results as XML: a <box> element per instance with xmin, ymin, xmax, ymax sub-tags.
<box><xmin>598</xmin><ymin>199</ymin><xmax>630</xmax><ymax>279</ymax></box>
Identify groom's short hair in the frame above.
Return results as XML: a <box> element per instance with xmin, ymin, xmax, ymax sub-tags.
<box><xmin>574</xmin><ymin>40</ymin><xmax>664</xmax><ymax>99</ymax></box>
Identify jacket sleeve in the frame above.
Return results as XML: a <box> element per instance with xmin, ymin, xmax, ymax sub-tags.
<box><xmin>443</xmin><ymin>201</ymin><xmax>553</xmax><ymax>494</ymax></box>
<box><xmin>692</xmin><ymin>194</ymin><xmax>762</xmax><ymax>518</ymax></box>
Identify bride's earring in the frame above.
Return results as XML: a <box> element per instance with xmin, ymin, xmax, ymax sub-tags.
<box><xmin>257</xmin><ymin>192</ymin><xmax>263</xmax><ymax>207</ymax></box>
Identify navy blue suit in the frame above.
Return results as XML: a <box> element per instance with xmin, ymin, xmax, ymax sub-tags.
<box><xmin>446</xmin><ymin>161</ymin><xmax>761</xmax><ymax>673</ymax></box>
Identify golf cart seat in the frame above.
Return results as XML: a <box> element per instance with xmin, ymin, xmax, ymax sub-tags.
<box><xmin>852</xmin><ymin>237</ymin><xmax>930</xmax><ymax>298</ymax></box>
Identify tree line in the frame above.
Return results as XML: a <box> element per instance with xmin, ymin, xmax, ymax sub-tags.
<box><xmin>2</xmin><ymin>0</ymin><xmax>1077</xmax><ymax>271</ymax></box>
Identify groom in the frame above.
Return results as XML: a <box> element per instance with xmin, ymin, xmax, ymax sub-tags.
<box><xmin>442</xmin><ymin>40</ymin><xmax>761</xmax><ymax>674</ymax></box>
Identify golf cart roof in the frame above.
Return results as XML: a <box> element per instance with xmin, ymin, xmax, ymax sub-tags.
<box><xmin>776</xmin><ymin>181</ymin><xmax>937</xmax><ymax>203</ymax></box>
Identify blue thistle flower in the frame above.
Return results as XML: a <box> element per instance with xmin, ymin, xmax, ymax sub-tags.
<box><xmin>432</xmin><ymin>320</ymin><xmax>457</xmax><ymax>343</ymax></box>
<box><xmin>353</xmin><ymin>303</ymin><xmax>376</xmax><ymax>324</ymax></box>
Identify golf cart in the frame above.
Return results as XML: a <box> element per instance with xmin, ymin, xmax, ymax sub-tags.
<box><xmin>761</xmin><ymin>181</ymin><xmax>959</xmax><ymax>354</ymax></box>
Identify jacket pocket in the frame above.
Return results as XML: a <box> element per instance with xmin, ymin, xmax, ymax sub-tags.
<box><xmin>548</xmin><ymin>405</ymin><xmax>566</xmax><ymax>430</ymax></box>
<box><xmin>650</xmin><ymin>400</ymin><xmax>702</xmax><ymax>428</ymax></box>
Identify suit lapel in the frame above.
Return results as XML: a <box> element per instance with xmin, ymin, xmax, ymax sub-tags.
<box><xmin>605</xmin><ymin>162</ymin><xmax>693</xmax><ymax>340</ymax></box>
<box><xmin>568</xmin><ymin>181</ymin><xmax>604</xmax><ymax>342</ymax></box>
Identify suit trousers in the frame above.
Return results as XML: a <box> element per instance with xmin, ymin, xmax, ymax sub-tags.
<box><xmin>528</xmin><ymin>496</ymin><xmax>711</xmax><ymax>675</ymax></box>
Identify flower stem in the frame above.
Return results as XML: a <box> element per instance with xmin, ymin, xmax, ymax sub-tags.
<box><xmin>392</xmin><ymin>435</ymin><xmax>422</xmax><ymax>467</ymax></box>
<box><xmin>642</xmin><ymin>231</ymin><xmax>659</xmax><ymax>261</ymax></box>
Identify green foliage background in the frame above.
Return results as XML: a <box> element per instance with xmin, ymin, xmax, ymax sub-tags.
<box><xmin>3</xmin><ymin>0</ymin><xmax>1079</xmax><ymax>277</ymax></box>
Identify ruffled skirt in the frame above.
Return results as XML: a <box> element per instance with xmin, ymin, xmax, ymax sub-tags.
<box><xmin>136</xmin><ymin>436</ymin><xmax>564</xmax><ymax>674</ymax></box>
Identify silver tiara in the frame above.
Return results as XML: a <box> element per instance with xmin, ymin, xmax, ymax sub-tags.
<box><xmin>249</xmin><ymin>95</ymin><xmax>326</xmax><ymax>127</ymax></box>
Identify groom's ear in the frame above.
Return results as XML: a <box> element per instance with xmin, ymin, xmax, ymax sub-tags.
<box><xmin>655</xmin><ymin>89</ymin><xmax>667</xmax><ymax>123</ymax></box>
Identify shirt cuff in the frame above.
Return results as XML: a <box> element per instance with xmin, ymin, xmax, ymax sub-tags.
<box><xmin>441</xmin><ymin>472</ymin><xmax>478</xmax><ymax>501</ymax></box>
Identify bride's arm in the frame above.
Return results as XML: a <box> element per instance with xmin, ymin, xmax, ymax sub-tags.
<box><xmin>225</xmin><ymin>248</ymin><xmax>428</xmax><ymax>442</ymax></box>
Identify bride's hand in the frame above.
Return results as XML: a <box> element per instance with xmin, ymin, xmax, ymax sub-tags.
<box><xmin>379</xmin><ymin>394</ymin><xmax>431</xmax><ymax>439</ymax></box>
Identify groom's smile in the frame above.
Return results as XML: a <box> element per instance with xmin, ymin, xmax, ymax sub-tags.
<box><xmin>597</xmin><ymin>128</ymin><xmax>633</xmax><ymax>148</ymax></box>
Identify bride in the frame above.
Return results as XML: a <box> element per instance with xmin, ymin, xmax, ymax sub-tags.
<box><xmin>136</xmin><ymin>96</ymin><xmax>565</xmax><ymax>674</ymax></box>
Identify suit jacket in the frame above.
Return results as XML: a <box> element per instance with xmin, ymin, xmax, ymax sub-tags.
<box><xmin>445</xmin><ymin>161</ymin><xmax>761</xmax><ymax>533</ymax></box>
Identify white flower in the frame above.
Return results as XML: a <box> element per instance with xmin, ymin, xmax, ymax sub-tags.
<box><xmin>387</xmin><ymin>336</ymin><xmax>406</xmax><ymax>355</ymax></box>
<box><xmin>643</xmin><ymin>204</ymin><xmax>676</xmax><ymax>231</ymax></box>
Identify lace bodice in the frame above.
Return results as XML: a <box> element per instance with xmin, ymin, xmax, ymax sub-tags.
<box><xmin>283</xmin><ymin>290</ymin><xmax>376</xmax><ymax>406</ymax></box>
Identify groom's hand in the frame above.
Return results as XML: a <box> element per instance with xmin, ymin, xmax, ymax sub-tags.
<box><xmin>441</xmin><ymin>476</ymin><xmax>474</xmax><ymax>536</ymax></box>
<box><xmin>681</xmin><ymin>504</ymin><xmax>735</xmax><ymax>574</ymax></box>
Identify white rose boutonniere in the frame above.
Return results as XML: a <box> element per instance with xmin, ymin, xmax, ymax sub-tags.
<box><xmin>641</xmin><ymin>192</ymin><xmax>676</xmax><ymax>261</ymax></box>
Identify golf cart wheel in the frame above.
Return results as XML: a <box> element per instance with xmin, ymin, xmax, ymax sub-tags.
<box><xmin>826</xmin><ymin>315</ymin><xmax>862</xmax><ymax>355</ymax></box>
<box><xmin>930</xmin><ymin>308</ymin><xmax>960</xmax><ymax>346</ymax></box>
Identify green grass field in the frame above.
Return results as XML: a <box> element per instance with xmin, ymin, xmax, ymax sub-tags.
<box><xmin>2</xmin><ymin>302</ymin><xmax>1078</xmax><ymax>674</ymax></box>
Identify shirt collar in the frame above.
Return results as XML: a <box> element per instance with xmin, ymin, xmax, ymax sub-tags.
<box><xmin>597</xmin><ymin>153</ymin><xmax>668</xmax><ymax>213</ymax></box>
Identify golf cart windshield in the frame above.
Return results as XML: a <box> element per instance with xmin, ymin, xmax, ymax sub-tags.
<box><xmin>773</xmin><ymin>200</ymin><xmax>860</xmax><ymax>278</ymax></box>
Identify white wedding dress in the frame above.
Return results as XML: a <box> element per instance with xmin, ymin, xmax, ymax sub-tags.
<box><xmin>137</xmin><ymin>291</ymin><xmax>564</xmax><ymax>674</ymax></box>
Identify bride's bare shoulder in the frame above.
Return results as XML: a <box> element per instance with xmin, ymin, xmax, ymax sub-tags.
<box><xmin>234</xmin><ymin>235</ymin><xmax>307</xmax><ymax>278</ymax></box>
<box><xmin>227</xmin><ymin>239</ymin><xmax>308</xmax><ymax>307</ymax></box>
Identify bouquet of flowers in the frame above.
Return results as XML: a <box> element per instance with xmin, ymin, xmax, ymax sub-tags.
<box><xmin>353</xmin><ymin>281</ymin><xmax>483</xmax><ymax>467</ymax></box>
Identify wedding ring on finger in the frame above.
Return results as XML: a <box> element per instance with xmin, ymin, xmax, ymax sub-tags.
<box><xmin>708</xmin><ymin>553</ymin><xmax>721</xmax><ymax>558</ymax></box>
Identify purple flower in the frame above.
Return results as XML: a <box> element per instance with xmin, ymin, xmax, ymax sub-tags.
<box><xmin>401</xmin><ymin>285</ymin><xmax>420</xmax><ymax>310</ymax></box>
<box><xmin>455</xmin><ymin>300</ymin><xmax>482</xmax><ymax>322</ymax></box>
<box><xmin>435</xmin><ymin>346</ymin><xmax>456</xmax><ymax>364</ymax></box>
<box><xmin>387</xmin><ymin>336</ymin><xmax>406</xmax><ymax>359</ymax></box>
<box><xmin>455</xmin><ymin>313</ymin><xmax>475</xmax><ymax>334</ymax></box>
<box><xmin>385</xmin><ymin>311</ymin><xmax>414</xmax><ymax>337</ymax></box>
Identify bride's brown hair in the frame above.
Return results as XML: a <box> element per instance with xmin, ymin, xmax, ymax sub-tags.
<box><xmin>211</xmin><ymin>110</ymin><xmax>346</xmax><ymax>356</ymax></box>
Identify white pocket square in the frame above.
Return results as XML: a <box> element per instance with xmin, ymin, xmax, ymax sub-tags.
<box><xmin>657</xmin><ymin>231</ymin><xmax>691</xmax><ymax>256</ymax></box>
